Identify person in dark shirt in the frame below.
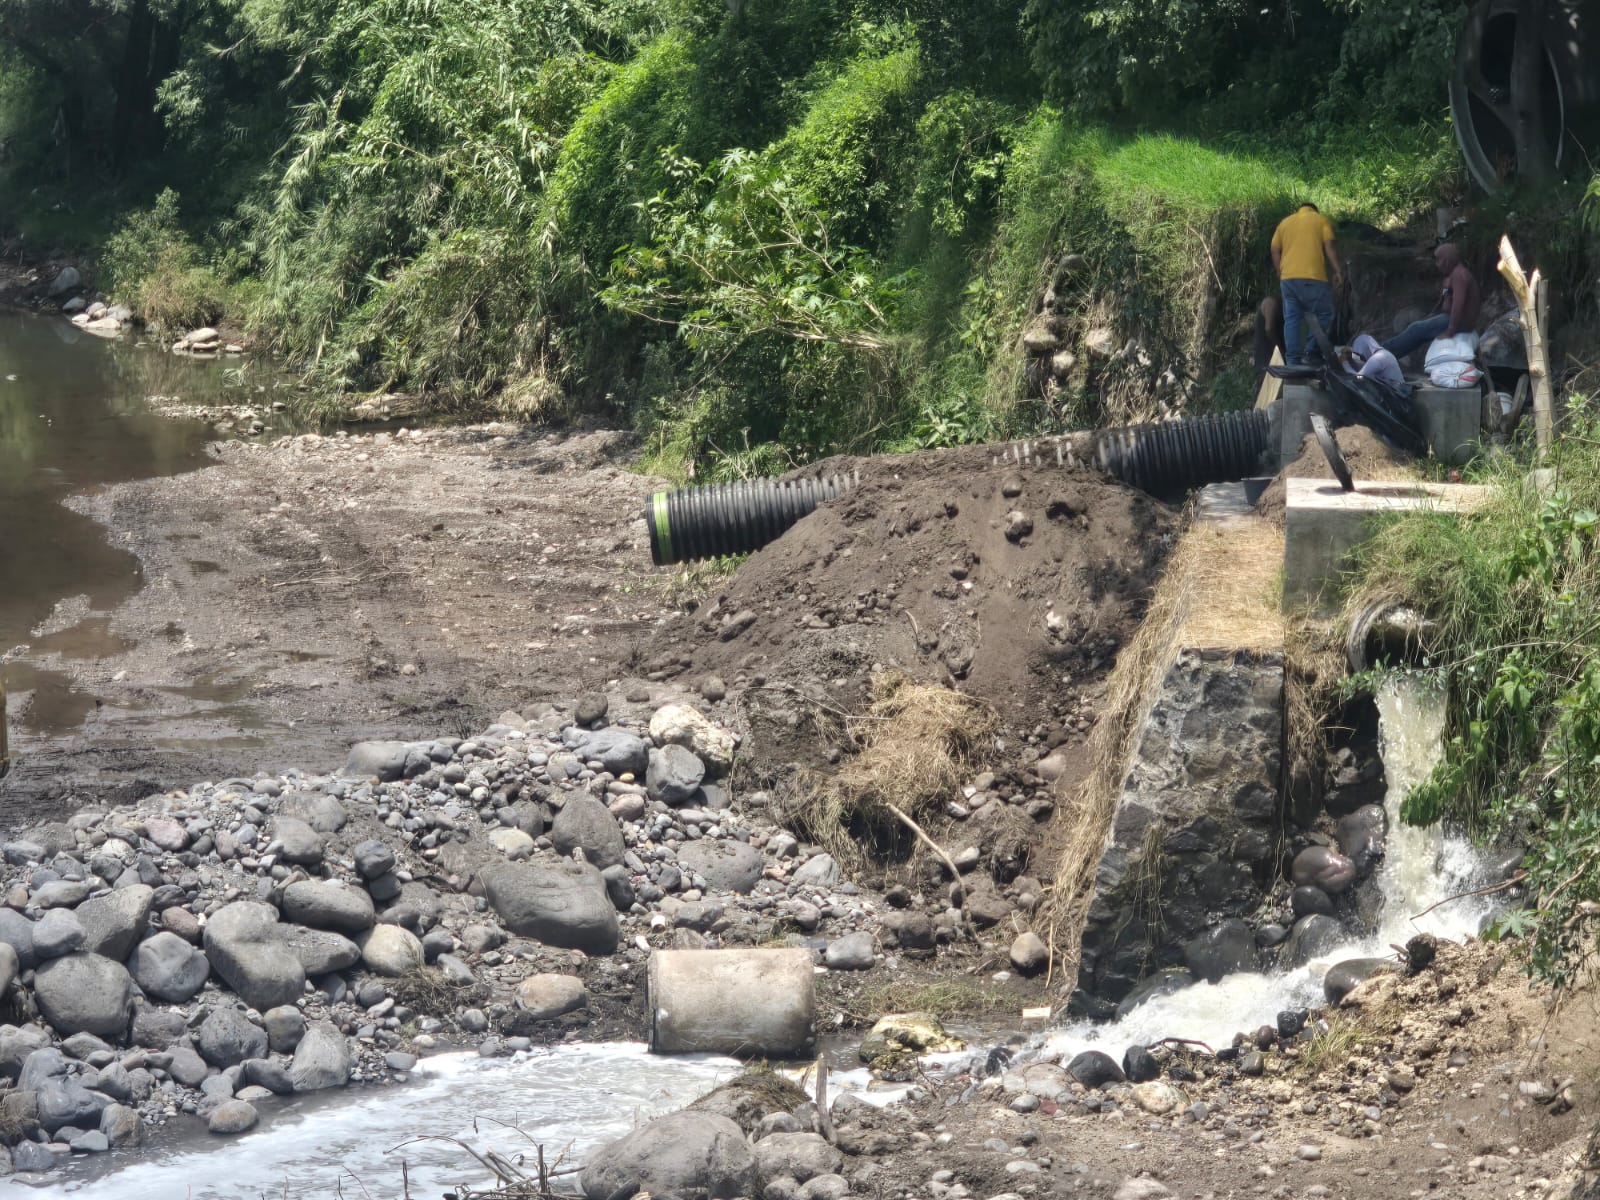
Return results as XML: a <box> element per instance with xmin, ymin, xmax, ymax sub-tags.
<box><xmin>1381</xmin><ymin>243</ymin><xmax>1482</xmax><ymax>360</ymax></box>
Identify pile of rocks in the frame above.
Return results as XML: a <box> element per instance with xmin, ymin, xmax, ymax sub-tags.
<box><xmin>65</xmin><ymin>300</ymin><xmax>134</xmax><ymax>338</ymax></box>
<box><xmin>986</xmin><ymin>939</ymin><xmax>1517</xmax><ymax>1145</ymax></box>
<box><xmin>171</xmin><ymin>327</ymin><xmax>244</xmax><ymax>356</ymax></box>
<box><xmin>0</xmin><ymin>690</ymin><xmax>1048</xmax><ymax>1178</ymax></box>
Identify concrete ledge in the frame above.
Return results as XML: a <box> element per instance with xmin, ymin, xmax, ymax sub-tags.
<box><xmin>1283</xmin><ymin>477</ymin><xmax>1491</xmax><ymax>612</ymax></box>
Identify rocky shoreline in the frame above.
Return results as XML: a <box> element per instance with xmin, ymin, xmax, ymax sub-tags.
<box><xmin>0</xmin><ymin>682</ymin><xmax>1055</xmax><ymax>1179</ymax></box>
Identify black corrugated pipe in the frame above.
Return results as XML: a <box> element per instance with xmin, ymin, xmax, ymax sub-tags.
<box><xmin>1095</xmin><ymin>408</ymin><xmax>1271</xmax><ymax>495</ymax></box>
<box><xmin>643</xmin><ymin>409</ymin><xmax>1272</xmax><ymax>565</ymax></box>
<box><xmin>643</xmin><ymin>472</ymin><xmax>859</xmax><ymax>566</ymax></box>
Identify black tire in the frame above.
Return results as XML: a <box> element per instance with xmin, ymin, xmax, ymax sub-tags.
<box><xmin>1449</xmin><ymin>0</ymin><xmax>1600</xmax><ymax>192</ymax></box>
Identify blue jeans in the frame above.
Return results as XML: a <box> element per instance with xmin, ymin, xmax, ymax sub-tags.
<box><xmin>1280</xmin><ymin>278</ymin><xmax>1335</xmax><ymax>365</ymax></box>
<box><xmin>1381</xmin><ymin>313</ymin><xmax>1450</xmax><ymax>361</ymax></box>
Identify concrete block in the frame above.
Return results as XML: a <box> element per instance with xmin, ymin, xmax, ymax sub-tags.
<box><xmin>1283</xmin><ymin>477</ymin><xmax>1490</xmax><ymax>612</ymax></box>
<box><xmin>1413</xmin><ymin>385</ymin><xmax>1481</xmax><ymax>465</ymax></box>
<box><xmin>649</xmin><ymin>948</ymin><xmax>815</xmax><ymax>1057</ymax></box>
<box><xmin>1275</xmin><ymin>383</ymin><xmax>1340</xmax><ymax>470</ymax></box>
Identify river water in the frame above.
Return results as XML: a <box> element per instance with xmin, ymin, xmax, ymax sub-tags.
<box><xmin>0</xmin><ymin>311</ymin><xmax>232</xmax><ymax>739</ymax></box>
<box><xmin>29</xmin><ymin>1043</ymin><xmax>741</xmax><ymax>1197</ymax></box>
<box><xmin>1045</xmin><ymin>674</ymin><xmax>1494</xmax><ymax>1057</ymax></box>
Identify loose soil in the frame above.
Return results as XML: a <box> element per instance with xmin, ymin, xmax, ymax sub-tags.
<box><xmin>644</xmin><ymin>445</ymin><xmax>1177</xmax><ymax>802</ymax></box>
<box><xmin>1256</xmin><ymin>426</ymin><xmax>1417</xmax><ymax>526</ymax></box>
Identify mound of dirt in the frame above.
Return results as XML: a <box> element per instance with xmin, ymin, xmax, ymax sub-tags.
<box><xmin>1256</xmin><ymin>424</ymin><xmax>1416</xmax><ymax>526</ymax></box>
<box><xmin>640</xmin><ymin>445</ymin><xmax>1177</xmax><ymax>780</ymax></box>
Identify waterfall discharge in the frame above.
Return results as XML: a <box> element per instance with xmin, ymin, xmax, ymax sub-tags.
<box><xmin>1045</xmin><ymin>674</ymin><xmax>1495</xmax><ymax>1057</ymax></box>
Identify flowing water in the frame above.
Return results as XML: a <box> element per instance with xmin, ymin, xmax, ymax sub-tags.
<box><xmin>1044</xmin><ymin>673</ymin><xmax>1495</xmax><ymax>1057</ymax></box>
<box><xmin>30</xmin><ymin>1043</ymin><xmax>742</xmax><ymax>1197</ymax></box>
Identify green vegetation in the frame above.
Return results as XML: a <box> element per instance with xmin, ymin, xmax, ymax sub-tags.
<box><xmin>1349</xmin><ymin>405</ymin><xmax>1600</xmax><ymax>990</ymax></box>
<box><xmin>0</xmin><ymin>0</ymin><xmax>1481</xmax><ymax>477</ymax></box>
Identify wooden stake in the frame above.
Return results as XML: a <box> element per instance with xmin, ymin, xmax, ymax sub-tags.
<box><xmin>1255</xmin><ymin>347</ymin><xmax>1284</xmax><ymax>410</ymax></box>
<box><xmin>1497</xmin><ymin>235</ymin><xmax>1554</xmax><ymax>456</ymax></box>
<box><xmin>815</xmin><ymin>1058</ymin><xmax>836</xmax><ymax>1145</ymax></box>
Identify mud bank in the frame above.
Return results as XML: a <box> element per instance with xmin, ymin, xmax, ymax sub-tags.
<box><xmin>1</xmin><ymin>425</ymin><xmax>672</xmax><ymax>817</ymax></box>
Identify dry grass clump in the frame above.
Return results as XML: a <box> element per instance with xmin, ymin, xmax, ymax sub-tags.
<box><xmin>390</xmin><ymin>965</ymin><xmax>488</xmax><ymax>1013</ymax></box>
<box><xmin>787</xmin><ymin>672</ymin><xmax>998</xmax><ymax>868</ymax></box>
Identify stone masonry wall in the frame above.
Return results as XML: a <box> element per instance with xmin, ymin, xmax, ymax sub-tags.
<box><xmin>1072</xmin><ymin>648</ymin><xmax>1284</xmax><ymax>1014</ymax></box>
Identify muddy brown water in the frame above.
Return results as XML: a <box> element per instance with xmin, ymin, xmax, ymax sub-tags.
<box><xmin>0</xmin><ymin>311</ymin><xmax>235</xmax><ymax>741</ymax></box>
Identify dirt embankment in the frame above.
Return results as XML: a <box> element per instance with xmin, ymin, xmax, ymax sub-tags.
<box><xmin>643</xmin><ymin>445</ymin><xmax>1176</xmax><ymax>796</ymax></box>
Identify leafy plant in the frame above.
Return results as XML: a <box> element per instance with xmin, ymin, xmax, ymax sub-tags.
<box><xmin>1350</xmin><ymin>398</ymin><xmax>1600</xmax><ymax>989</ymax></box>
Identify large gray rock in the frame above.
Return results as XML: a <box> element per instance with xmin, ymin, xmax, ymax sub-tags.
<box><xmin>1280</xmin><ymin>914</ymin><xmax>1345</xmax><ymax>969</ymax></box>
<box><xmin>483</xmin><ymin>861</ymin><xmax>619</xmax><ymax>955</ymax></box>
<box><xmin>203</xmin><ymin>901</ymin><xmax>307</xmax><ymax>1010</ymax></box>
<box><xmin>32</xmin><ymin>907</ymin><xmax>85</xmax><ymax>959</ymax></box>
<box><xmin>1291</xmin><ymin>846</ymin><xmax>1357</xmax><ymax>895</ymax></box>
<box><xmin>77</xmin><ymin>885</ymin><xmax>154</xmax><ymax>960</ymax></box>
<box><xmin>342</xmin><ymin>741</ymin><xmax>410</xmax><ymax>781</ymax></box>
<box><xmin>514</xmin><ymin>974</ymin><xmax>589</xmax><ymax>1020</ymax></box>
<box><xmin>208</xmin><ymin>1099</ymin><xmax>259</xmax><ymax>1134</ymax></box>
<box><xmin>677</xmin><ymin>841</ymin><xmax>763</xmax><ymax>895</ymax></box>
<box><xmin>263</xmin><ymin>1005</ymin><xmax>306</xmax><ymax>1053</ymax></box>
<box><xmin>0</xmin><ymin>1025</ymin><xmax>49</xmax><ymax>1082</ymax></box>
<box><xmin>358</xmin><ymin>925</ymin><xmax>423</xmax><ymax>975</ymax></box>
<box><xmin>47</xmin><ymin>266</ymin><xmax>81</xmax><ymax>296</ymax></box>
<box><xmin>129</xmin><ymin>931</ymin><xmax>210</xmax><ymax>1002</ymax></box>
<box><xmin>281</xmin><ymin>881</ymin><xmax>375</xmax><ymax>933</ymax></box>
<box><xmin>278</xmin><ymin>793</ymin><xmax>349</xmax><ymax>833</ymax></box>
<box><xmin>755</xmin><ymin>1133</ymin><xmax>844</xmax><ymax>1186</ymax></box>
<box><xmin>283</xmin><ymin>926</ymin><xmax>362</xmax><ymax>976</ymax></box>
<box><xmin>791</xmin><ymin>855</ymin><xmax>841</xmax><ymax>887</ymax></box>
<box><xmin>290</xmin><ymin>1020</ymin><xmax>353</xmax><ymax>1092</ymax></box>
<box><xmin>168</xmin><ymin>1045</ymin><xmax>209</xmax><ymax>1086</ymax></box>
<box><xmin>823</xmin><ymin>932</ymin><xmax>875</xmax><ymax>971</ymax></box>
<box><xmin>550</xmin><ymin>797</ymin><xmax>626</xmax><ymax>870</ymax></box>
<box><xmin>271</xmin><ymin>817</ymin><xmax>325</xmax><ymax>867</ymax></box>
<box><xmin>565</xmin><ymin>728</ymin><xmax>650</xmax><ymax>777</ymax></box>
<box><xmin>352</xmin><ymin>839</ymin><xmax>396</xmax><ymax>880</ymax></box>
<box><xmin>198</xmin><ymin>1007</ymin><xmax>269</xmax><ymax>1067</ymax></box>
<box><xmin>100</xmin><ymin>1102</ymin><xmax>144</xmax><ymax>1148</ymax></box>
<box><xmin>37</xmin><ymin>1077</ymin><xmax>107</xmax><ymax>1134</ymax></box>
<box><xmin>0</xmin><ymin>908</ymin><xmax>38</xmax><ymax>969</ymax></box>
<box><xmin>646</xmin><ymin>745</ymin><xmax>706</xmax><ymax>805</ymax></box>
<box><xmin>33</xmin><ymin>954</ymin><xmax>135</xmax><ymax>1037</ymax></box>
<box><xmin>1336</xmin><ymin>805</ymin><xmax>1387</xmax><ymax>876</ymax></box>
<box><xmin>581</xmin><ymin>1111</ymin><xmax>757</xmax><ymax>1200</ymax></box>
<box><xmin>1183</xmin><ymin>919</ymin><xmax>1257</xmax><ymax>984</ymax></box>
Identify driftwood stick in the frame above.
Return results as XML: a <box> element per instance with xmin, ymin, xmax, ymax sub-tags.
<box><xmin>883</xmin><ymin>801</ymin><xmax>977</xmax><ymax>938</ymax></box>
<box><xmin>1409</xmin><ymin>871</ymin><xmax>1527</xmax><ymax>923</ymax></box>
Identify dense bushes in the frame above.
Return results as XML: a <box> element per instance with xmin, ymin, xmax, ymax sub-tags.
<box><xmin>4</xmin><ymin>0</ymin><xmax>1478</xmax><ymax>470</ymax></box>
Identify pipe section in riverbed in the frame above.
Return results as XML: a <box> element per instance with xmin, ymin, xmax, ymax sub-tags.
<box><xmin>642</xmin><ymin>409</ymin><xmax>1273</xmax><ymax>565</ymax></box>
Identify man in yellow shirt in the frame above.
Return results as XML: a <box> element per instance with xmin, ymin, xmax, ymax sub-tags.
<box><xmin>1270</xmin><ymin>202</ymin><xmax>1344</xmax><ymax>365</ymax></box>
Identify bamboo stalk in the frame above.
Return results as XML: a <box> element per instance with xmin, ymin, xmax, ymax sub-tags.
<box><xmin>1497</xmin><ymin>235</ymin><xmax>1554</xmax><ymax>456</ymax></box>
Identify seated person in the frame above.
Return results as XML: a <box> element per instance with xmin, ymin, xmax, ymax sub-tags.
<box><xmin>1381</xmin><ymin>243</ymin><xmax>1481</xmax><ymax>360</ymax></box>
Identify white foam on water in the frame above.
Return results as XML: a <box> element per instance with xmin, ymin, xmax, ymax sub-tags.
<box><xmin>29</xmin><ymin>1043</ymin><xmax>742</xmax><ymax>1198</ymax></box>
<box><xmin>1044</xmin><ymin>674</ymin><xmax>1495</xmax><ymax>1061</ymax></box>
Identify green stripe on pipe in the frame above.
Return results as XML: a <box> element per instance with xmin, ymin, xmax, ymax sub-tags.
<box><xmin>652</xmin><ymin>492</ymin><xmax>674</xmax><ymax>564</ymax></box>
